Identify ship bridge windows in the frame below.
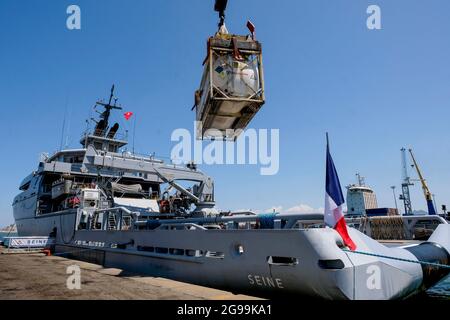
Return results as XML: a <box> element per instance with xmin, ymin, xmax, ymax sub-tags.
<box><xmin>19</xmin><ymin>181</ymin><xmax>31</xmax><ymax>191</ymax></box>
<box><xmin>19</xmin><ymin>173</ymin><xmax>35</xmax><ymax>191</ymax></box>
<box><xmin>93</xmin><ymin>142</ymin><xmax>102</xmax><ymax>150</ymax></box>
<box><xmin>64</xmin><ymin>155</ymin><xmax>84</xmax><ymax>164</ymax></box>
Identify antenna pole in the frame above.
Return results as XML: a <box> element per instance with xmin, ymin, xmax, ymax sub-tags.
<box><xmin>65</xmin><ymin>106</ymin><xmax>72</xmax><ymax>149</ymax></box>
<box><xmin>59</xmin><ymin>95</ymin><xmax>69</xmax><ymax>151</ymax></box>
<box><xmin>84</xmin><ymin>119</ymin><xmax>89</xmax><ymax>148</ymax></box>
<box><xmin>132</xmin><ymin>113</ymin><xmax>137</xmax><ymax>154</ymax></box>
<box><xmin>109</xmin><ymin>84</ymin><xmax>115</xmax><ymax>105</ymax></box>
<box><xmin>59</xmin><ymin>114</ymin><xmax>66</xmax><ymax>151</ymax></box>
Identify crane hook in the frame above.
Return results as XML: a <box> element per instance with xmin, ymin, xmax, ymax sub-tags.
<box><xmin>214</xmin><ymin>0</ymin><xmax>228</xmax><ymax>28</ymax></box>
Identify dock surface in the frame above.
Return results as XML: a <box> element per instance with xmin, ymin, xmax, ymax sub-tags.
<box><xmin>0</xmin><ymin>247</ymin><xmax>261</xmax><ymax>300</ymax></box>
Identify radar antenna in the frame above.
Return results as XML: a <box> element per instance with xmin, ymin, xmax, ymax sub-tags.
<box><xmin>93</xmin><ymin>85</ymin><xmax>123</xmax><ymax>137</ymax></box>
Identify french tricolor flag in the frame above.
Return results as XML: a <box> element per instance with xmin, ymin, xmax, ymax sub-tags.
<box><xmin>324</xmin><ymin>134</ymin><xmax>356</xmax><ymax>250</ymax></box>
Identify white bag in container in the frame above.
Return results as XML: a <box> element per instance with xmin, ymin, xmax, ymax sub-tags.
<box><xmin>212</xmin><ymin>55</ymin><xmax>260</xmax><ymax>99</ymax></box>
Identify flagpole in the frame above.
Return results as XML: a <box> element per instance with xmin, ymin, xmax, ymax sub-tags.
<box><xmin>324</xmin><ymin>131</ymin><xmax>357</xmax><ymax>250</ymax></box>
<box><xmin>326</xmin><ymin>132</ymin><xmax>329</xmax><ymax>147</ymax></box>
<box><xmin>132</xmin><ymin>113</ymin><xmax>136</xmax><ymax>154</ymax></box>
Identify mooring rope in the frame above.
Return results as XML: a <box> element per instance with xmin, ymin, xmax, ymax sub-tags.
<box><xmin>342</xmin><ymin>249</ymin><xmax>450</xmax><ymax>269</ymax></box>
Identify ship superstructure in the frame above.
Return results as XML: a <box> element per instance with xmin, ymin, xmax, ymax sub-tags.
<box><xmin>346</xmin><ymin>174</ymin><xmax>378</xmax><ymax>216</ymax></box>
<box><xmin>13</xmin><ymin>86</ymin><xmax>216</xmax><ymax>236</ymax></box>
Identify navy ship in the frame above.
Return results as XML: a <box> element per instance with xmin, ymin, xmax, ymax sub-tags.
<box><xmin>11</xmin><ymin>1</ymin><xmax>450</xmax><ymax>300</ymax></box>
<box><xmin>11</xmin><ymin>86</ymin><xmax>450</xmax><ymax>300</ymax></box>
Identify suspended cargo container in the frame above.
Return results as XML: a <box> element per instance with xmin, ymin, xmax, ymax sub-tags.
<box><xmin>194</xmin><ymin>27</ymin><xmax>265</xmax><ymax>140</ymax></box>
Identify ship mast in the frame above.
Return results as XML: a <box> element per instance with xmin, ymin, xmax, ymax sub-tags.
<box><xmin>93</xmin><ymin>85</ymin><xmax>122</xmax><ymax>137</ymax></box>
<box><xmin>80</xmin><ymin>85</ymin><xmax>127</xmax><ymax>152</ymax></box>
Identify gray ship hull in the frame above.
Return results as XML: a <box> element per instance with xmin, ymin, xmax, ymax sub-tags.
<box><xmin>57</xmin><ymin>227</ymin><xmax>450</xmax><ymax>300</ymax></box>
<box><xmin>16</xmin><ymin>212</ymin><xmax>350</xmax><ymax>298</ymax></box>
<box><xmin>14</xmin><ymin>208</ymin><xmax>450</xmax><ymax>300</ymax></box>
<box><xmin>57</xmin><ymin>228</ymin><xmax>354</xmax><ymax>299</ymax></box>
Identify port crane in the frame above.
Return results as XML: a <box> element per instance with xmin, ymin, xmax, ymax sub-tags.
<box><xmin>399</xmin><ymin>148</ymin><xmax>413</xmax><ymax>215</ymax></box>
<box><xmin>408</xmin><ymin>148</ymin><xmax>437</xmax><ymax>215</ymax></box>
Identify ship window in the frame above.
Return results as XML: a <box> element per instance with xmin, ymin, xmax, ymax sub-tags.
<box><xmin>137</xmin><ymin>246</ymin><xmax>154</xmax><ymax>252</ymax></box>
<box><xmin>318</xmin><ymin>259</ymin><xmax>345</xmax><ymax>269</ymax></box>
<box><xmin>169</xmin><ymin>248</ymin><xmax>185</xmax><ymax>256</ymax></box>
<box><xmin>64</xmin><ymin>156</ymin><xmax>84</xmax><ymax>163</ymax></box>
<box><xmin>19</xmin><ymin>181</ymin><xmax>31</xmax><ymax>191</ymax></box>
<box><xmin>267</xmin><ymin>256</ymin><xmax>299</xmax><ymax>266</ymax></box>
<box><xmin>155</xmin><ymin>247</ymin><xmax>169</xmax><ymax>254</ymax></box>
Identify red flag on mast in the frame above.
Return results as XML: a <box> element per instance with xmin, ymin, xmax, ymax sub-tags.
<box><xmin>124</xmin><ymin>112</ymin><xmax>133</xmax><ymax>121</ymax></box>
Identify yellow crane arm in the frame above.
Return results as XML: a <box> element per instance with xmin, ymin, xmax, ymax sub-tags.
<box><xmin>408</xmin><ymin>149</ymin><xmax>432</xmax><ymax>201</ymax></box>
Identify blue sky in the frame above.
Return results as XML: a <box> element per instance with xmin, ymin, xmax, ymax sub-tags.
<box><xmin>1</xmin><ymin>0</ymin><xmax>450</xmax><ymax>225</ymax></box>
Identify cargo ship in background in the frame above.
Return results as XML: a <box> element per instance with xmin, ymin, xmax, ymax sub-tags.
<box><xmin>343</xmin><ymin>173</ymin><xmax>448</xmax><ymax>241</ymax></box>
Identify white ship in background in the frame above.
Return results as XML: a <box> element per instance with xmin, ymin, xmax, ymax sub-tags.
<box><xmin>346</xmin><ymin>174</ymin><xmax>379</xmax><ymax>216</ymax></box>
<box><xmin>344</xmin><ymin>173</ymin><xmax>447</xmax><ymax>240</ymax></box>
